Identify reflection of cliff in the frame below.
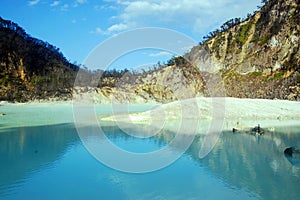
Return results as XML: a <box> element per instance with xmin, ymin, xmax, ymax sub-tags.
<box><xmin>186</xmin><ymin>129</ymin><xmax>300</xmax><ymax>199</ymax></box>
<box><xmin>0</xmin><ymin>124</ymin><xmax>79</xmax><ymax>192</ymax></box>
<box><xmin>1</xmin><ymin>122</ymin><xmax>299</xmax><ymax>199</ymax></box>
<box><xmin>97</xmin><ymin>124</ymin><xmax>300</xmax><ymax>199</ymax></box>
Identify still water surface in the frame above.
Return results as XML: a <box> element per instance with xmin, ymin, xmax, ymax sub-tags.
<box><xmin>0</xmin><ymin>105</ymin><xmax>299</xmax><ymax>199</ymax></box>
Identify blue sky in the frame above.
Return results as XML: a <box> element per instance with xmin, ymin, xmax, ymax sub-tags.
<box><xmin>0</xmin><ymin>0</ymin><xmax>262</xmax><ymax>70</ymax></box>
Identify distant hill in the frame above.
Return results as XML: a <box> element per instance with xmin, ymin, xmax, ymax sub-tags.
<box><xmin>0</xmin><ymin>17</ymin><xmax>79</xmax><ymax>102</ymax></box>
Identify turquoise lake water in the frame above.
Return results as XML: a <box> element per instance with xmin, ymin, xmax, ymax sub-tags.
<box><xmin>0</xmin><ymin>104</ymin><xmax>300</xmax><ymax>199</ymax></box>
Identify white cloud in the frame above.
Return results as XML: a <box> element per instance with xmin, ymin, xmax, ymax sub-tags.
<box><xmin>90</xmin><ymin>27</ymin><xmax>105</xmax><ymax>34</ymax></box>
<box><xmin>92</xmin><ymin>0</ymin><xmax>261</xmax><ymax>37</ymax></box>
<box><xmin>149</xmin><ymin>51</ymin><xmax>172</xmax><ymax>57</ymax></box>
<box><xmin>28</xmin><ymin>0</ymin><xmax>40</xmax><ymax>6</ymax></box>
<box><xmin>92</xmin><ymin>23</ymin><xmax>130</xmax><ymax>35</ymax></box>
<box><xmin>50</xmin><ymin>1</ymin><xmax>60</xmax><ymax>7</ymax></box>
<box><xmin>107</xmin><ymin>23</ymin><xmax>128</xmax><ymax>32</ymax></box>
<box><xmin>107</xmin><ymin>0</ymin><xmax>261</xmax><ymax>35</ymax></box>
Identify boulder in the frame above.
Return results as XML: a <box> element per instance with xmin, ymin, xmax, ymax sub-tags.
<box><xmin>284</xmin><ymin>147</ymin><xmax>300</xmax><ymax>158</ymax></box>
<box><xmin>284</xmin><ymin>147</ymin><xmax>300</xmax><ymax>167</ymax></box>
<box><xmin>251</xmin><ymin>124</ymin><xmax>264</xmax><ymax>135</ymax></box>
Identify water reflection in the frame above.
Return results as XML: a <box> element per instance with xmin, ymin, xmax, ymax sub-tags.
<box><xmin>0</xmin><ymin>124</ymin><xmax>79</xmax><ymax>196</ymax></box>
<box><xmin>188</xmin><ymin>128</ymin><xmax>300</xmax><ymax>200</ymax></box>
<box><xmin>0</xmin><ymin>123</ymin><xmax>299</xmax><ymax>199</ymax></box>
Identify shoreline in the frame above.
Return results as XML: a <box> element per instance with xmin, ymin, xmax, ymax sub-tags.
<box><xmin>1</xmin><ymin>97</ymin><xmax>300</xmax><ymax>132</ymax></box>
<box><xmin>98</xmin><ymin>97</ymin><xmax>300</xmax><ymax>132</ymax></box>
<box><xmin>1</xmin><ymin>96</ymin><xmax>300</xmax><ymax>105</ymax></box>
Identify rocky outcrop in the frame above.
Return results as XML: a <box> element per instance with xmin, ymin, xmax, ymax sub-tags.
<box><xmin>0</xmin><ymin>17</ymin><xmax>78</xmax><ymax>102</ymax></box>
<box><xmin>94</xmin><ymin>0</ymin><xmax>300</xmax><ymax>103</ymax></box>
<box><xmin>73</xmin><ymin>64</ymin><xmax>205</xmax><ymax>104</ymax></box>
<box><xmin>119</xmin><ymin>65</ymin><xmax>204</xmax><ymax>103</ymax></box>
<box><xmin>186</xmin><ymin>0</ymin><xmax>300</xmax><ymax>100</ymax></box>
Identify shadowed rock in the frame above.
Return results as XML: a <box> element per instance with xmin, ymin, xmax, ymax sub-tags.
<box><xmin>251</xmin><ymin>124</ymin><xmax>264</xmax><ymax>135</ymax></box>
<box><xmin>284</xmin><ymin>147</ymin><xmax>300</xmax><ymax>158</ymax></box>
<box><xmin>284</xmin><ymin>147</ymin><xmax>300</xmax><ymax>167</ymax></box>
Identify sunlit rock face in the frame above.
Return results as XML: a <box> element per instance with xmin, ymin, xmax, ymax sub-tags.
<box><xmin>1</xmin><ymin>0</ymin><xmax>299</xmax><ymax>103</ymax></box>
<box><xmin>184</xmin><ymin>0</ymin><xmax>300</xmax><ymax>100</ymax></box>
<box><xmin>91</xmin><ymin>0</ymin><xmax>300</xmax><ymax>103</ymax></box>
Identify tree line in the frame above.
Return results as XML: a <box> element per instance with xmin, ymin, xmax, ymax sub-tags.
<box><xmin>0</xmin><ymin>16</ymin><xmax>80</xmax><ymax>101</ymax></box>
<box><xmin>201</xmin><ymin>0</ymin><xmax>272</xmax><ymax>43</ymax></box>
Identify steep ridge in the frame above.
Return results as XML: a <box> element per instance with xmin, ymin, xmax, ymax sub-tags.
<box><xmin>187</xmin><ymin>0</ymin><xmax>300</xmax><ymax>100</ymax></box>
<box><xmin>92</xmin><ymin>0</ymin><xmax>300</xmax><ymax>103</ymax></box>
<box><xmin>0</xmin><ymin>17</ymin><xmax>79</xmax><ymax>102</ymax></box>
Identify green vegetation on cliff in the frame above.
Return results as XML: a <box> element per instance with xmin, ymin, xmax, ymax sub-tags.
<box><xmin>188</xmin><ymin>0</ymin><xmax>300</xmax><ymax>100</ymax></box>
<box><xmin>0</xmin><ymin>17</ymin><xmax>79</xmax><ymax>101</ymax></box>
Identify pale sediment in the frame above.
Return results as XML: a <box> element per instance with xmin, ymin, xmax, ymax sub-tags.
<box><xmin>99</xmin><ymin>97</ymin><xmax>300</xmax><ymax>133</ymax></box>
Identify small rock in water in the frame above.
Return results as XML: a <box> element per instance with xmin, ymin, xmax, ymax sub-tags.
<box><xmin>232</xmin><ymin>128</ymin><xmax>238</xmax><ymax>133</ymax></box>
<box><xmin>284</xmin><ymin>147</ymin><xmax>300</xmax><ymax>158</ymax></box>
<box><xmin>284</xmin><ymin>147</ymin><xmax>300</xmax><ymax>167</ymax></box>
<box><xmin>251</xmin><ymin>124</ymin><xmax>264</xmax><ymax>135</ymax></box>
<box><xmin>0</xmin><ymin>113</ymin><xmax>6</xmax><ymax>116</ymax></box>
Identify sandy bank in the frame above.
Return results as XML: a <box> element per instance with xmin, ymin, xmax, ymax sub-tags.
<box><xmin>99</xmin><ymin>97</ymin><xmax>300</xmax><ymax>132</ymax></box>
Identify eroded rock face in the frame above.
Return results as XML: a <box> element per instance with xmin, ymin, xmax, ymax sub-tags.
<box><xmin>198</xmin><ymin>0</ymin><xmax>299</xmax><ymax>74</ymax></box>
<box><xmin>2</xmin><ymin>0</ymin><xmax>299</xmax><ymax>103</ymax></box>
<box><xmin>186</xmin><ymin>0</ymin><xmax>300</xmax><ymax>100</ymax></box>
<box><xmin>73</xmin><ymin>65</ymin><xmax>205</xmax><ymax>104</ymax></box>
<box><xmin>54</xmin><ymin>0</ymin><xmax>300</xmax><ymax>103</ymax></box>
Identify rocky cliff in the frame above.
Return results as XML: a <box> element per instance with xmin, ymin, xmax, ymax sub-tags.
<box><xmin>85</xmin><ymin>0</ymin><xmax>299</xmax><ymax>103</ymax></box>
<box><xmin>1</xmin><ymin>0</ymin><xmax>299</xmax><ymax>103</ymax></box>
<box><xmin>74</xmin><ymin>64</ymin><xmax>205</xmax><ymax>104</ymax></box>
<box><xmin>0</xmin><ymin>17</ymin><xmax>78</xmax><ymax>102</ymax></box>
<box><xmin>187</xmin><ymin>0</ymin><xmax>300</xmax><ymax>100</ymax></box>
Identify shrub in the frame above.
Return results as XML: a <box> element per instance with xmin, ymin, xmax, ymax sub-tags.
<box><xmin>274</xmin><ymin>72</ymin><xmax>284</xmax><ymax>79</ymax></box>
<box><xmin>237</xmin><ymin>20</ymin><xmax>253</xmax><ymax>45</ymax></box>
<box><xmin>250</xmin><ymin>71</ymin><xmax>263</xmax><ymax>76</ymax></box>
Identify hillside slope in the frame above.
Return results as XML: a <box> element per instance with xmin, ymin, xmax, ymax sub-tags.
<box><xmin>0</xmin><ymin>17</ymin><xmax>79</xmax><ymax>102</ymax></box>
<box><xmin>92</xmin><ymin>0</ymin><xmax>299</xmax><ymax>103</ymax></box>
<box><xmin>187</xmin><ymin>0</ymin><xmax>300</xmax><ymax>100</ymax></box>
